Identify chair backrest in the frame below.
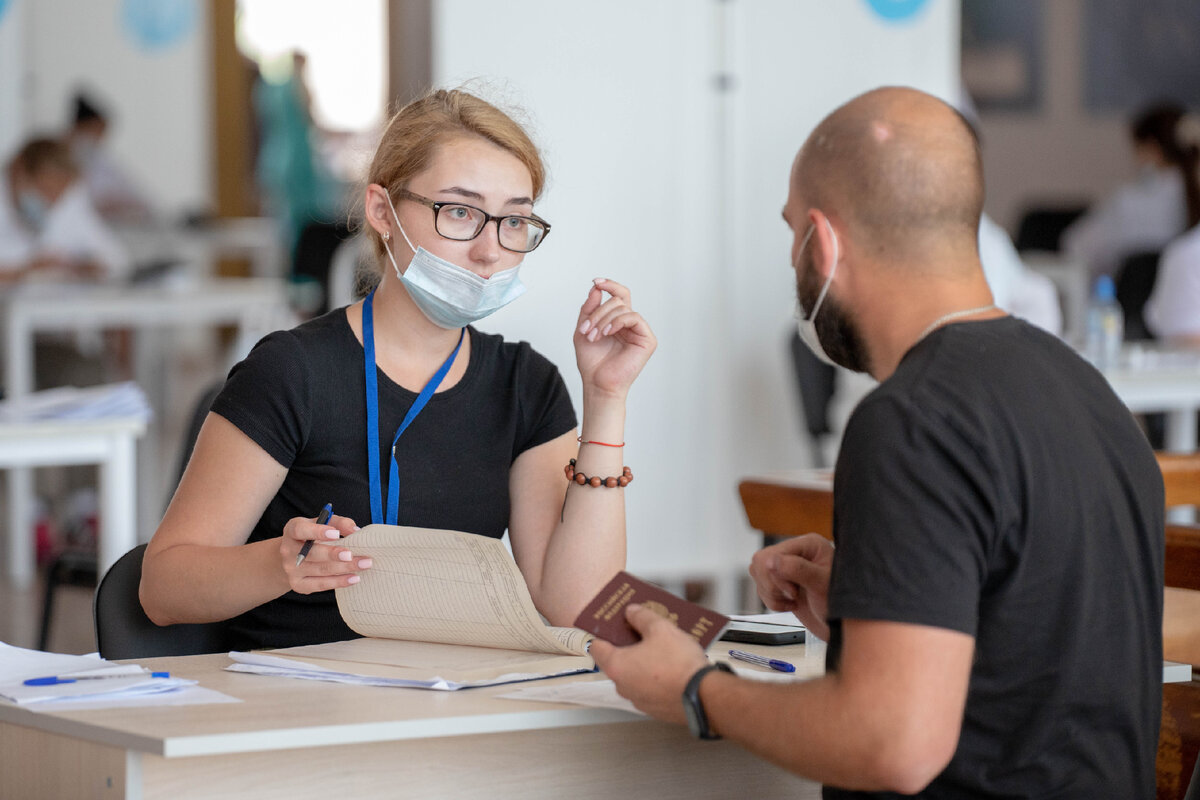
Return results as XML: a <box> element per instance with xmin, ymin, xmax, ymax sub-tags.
<box><xmin>1013</xmin><ymin>204</ymin><xmax>1089</xmax><ymax>253</ymax></box>
<box><xmin>1114</xmin><ymin>250</ymin><xmax>1161</xmax><ymax>342</ymax></box>
<box><xmin>328</xmin><ymin>234</ymin><xmax>376</xmax><ymax>309</ymax></box>
<box><xmin>93</xmin><ymin>544</ymin><xmax>233</xmax><ymax>659</ymax></box>
<box><xmin>1159</xmin><ymin>453</ymin><xmax>1200</xmax><ymax>509</ymax></box>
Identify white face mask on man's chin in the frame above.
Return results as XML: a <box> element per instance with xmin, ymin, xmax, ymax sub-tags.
<box><xmin>793</xmin><ymin>218</ymin><xmax>840</xmax><ymax>367</ymax></box>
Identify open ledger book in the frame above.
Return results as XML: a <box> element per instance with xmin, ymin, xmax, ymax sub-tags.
<box><xmin>226</xmin><ymin>524</ymin><xmax>595</xmax><ymax>690</ymax></box>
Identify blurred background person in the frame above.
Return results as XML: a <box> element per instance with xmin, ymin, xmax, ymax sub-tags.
<box><xmin>1145</xmin><ymin>113</ymin><xmax>1200</xmax><ymax>348</ymax></box>
<box><xmin>1063</xmin><ymin>102</ymin><xmax>1200</xmax><ymax>279</ymax></box>
<box><xmin>0</xmin><ymin>136</ymin><xmax>130</xmax><ymax>284</ymax></box>
<box><xmin>66</xmin><ymin>92</ymin><xmax>155</xmax><ymax>223</ymax></box>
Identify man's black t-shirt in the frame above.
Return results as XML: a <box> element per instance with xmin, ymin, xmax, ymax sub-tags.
<box><xmin>210</xmin><ymin>309</ymin><xmax>577</xmax><ymax>650</ymax></box>
<box><xmin>822</xmin><ymin>317</ymin><xmax>1163</xmax><ymax>799</ymax></box>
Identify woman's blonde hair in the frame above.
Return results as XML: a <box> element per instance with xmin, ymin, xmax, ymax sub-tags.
<box><xmin>362</xmin><ymin>88</ymin><xmax>545</xmax><ymax>264</ymax></box>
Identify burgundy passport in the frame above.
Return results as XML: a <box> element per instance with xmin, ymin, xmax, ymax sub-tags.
<box><xmin>573</xmin><ymin>571</ymin><xmax>730</xmax><ymax>648</ymax></box>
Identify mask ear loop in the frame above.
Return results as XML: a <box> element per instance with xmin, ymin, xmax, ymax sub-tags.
<box><xmin>381</xmin><ymin>190</ymin><xmax>419</xmax><ymax>280</ymax></box>
<box><xmin>805</xmin><ymin>217</ymin><xmax>840</xmax><ymax>322</ymax></box>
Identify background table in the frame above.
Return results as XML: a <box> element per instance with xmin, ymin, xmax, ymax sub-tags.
<box><xmin>0</xmin><ymin>417</ymin><xmax>145</xmax><ymax>587</ymax></box>
<box><xmin>1103</xmin><ymin>347</ymin><xmax>1200</xmax><ymax>455</ymax></box>
<box><xmin>2</xmin><ymin>278</ymin><xmax>293</xmax><ymax>582</ymax></box>
<box><xmin>0</xmin><ymin>645</ymin><xmax>822</xmax><ymax>799</ymax></box>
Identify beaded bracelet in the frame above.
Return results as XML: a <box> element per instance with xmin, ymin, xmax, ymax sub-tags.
<box><xmin>564</xmin><ymin>458</ymin><xmax>633</xmax><ymax>488</ymax></box>
<box><xmin>577</xmin><ymin>436</ymin><xmax>625</xmax><ymax>448</ymax></box>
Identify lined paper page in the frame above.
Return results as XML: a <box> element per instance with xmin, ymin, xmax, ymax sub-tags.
<box><xmin>334</xmin><ymin>525</ymin><xmax>590</xmax><ymax>656</ymax></box>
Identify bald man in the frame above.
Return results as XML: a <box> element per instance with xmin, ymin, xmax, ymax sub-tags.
<box><xmin>592</xmin><ymin>87</ymin><xmax>1163</xmax><ymax>797</ymax></box>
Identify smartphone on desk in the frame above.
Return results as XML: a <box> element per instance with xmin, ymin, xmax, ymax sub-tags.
<box><xmin>719</xmin><ymin>620</ymin><xmax>806</xmax><ymax>646</ymax></box>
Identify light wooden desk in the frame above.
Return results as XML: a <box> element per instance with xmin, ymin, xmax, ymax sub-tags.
<box><xmin>0</xmin><ymin>648</ymin><xmax>821</xmax><ymax>799</ymax></box>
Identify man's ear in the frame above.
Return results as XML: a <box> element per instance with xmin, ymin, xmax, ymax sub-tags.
<box><xmin>807</xmin><ymin>209</ymin><xmax>841</xmax><ymax>283</ymax></box>
<box><xmin>363</xmin><ymin>184</ymin><xmax>394</xmax><ymax>239</ymax></box>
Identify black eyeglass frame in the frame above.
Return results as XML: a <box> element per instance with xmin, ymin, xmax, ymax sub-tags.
<box><xmin>397</xmin><ymin>189</ymin><xmax>551</xmax><ymax>253</ymax></box>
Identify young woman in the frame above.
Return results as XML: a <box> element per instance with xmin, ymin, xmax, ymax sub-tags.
<box><xmin>140</xmin><ymin>89</ymin><xmax>656</xmax><ymax>649</ymax></box>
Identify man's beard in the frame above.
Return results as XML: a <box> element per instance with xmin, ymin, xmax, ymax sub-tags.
<box><xmin>796</xmin><ymin>252</ymin><xmax>870</xmax><ymax>374</ymax></box>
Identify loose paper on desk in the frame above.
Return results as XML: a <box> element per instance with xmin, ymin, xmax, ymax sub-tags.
<box><xmin>0</xmin><ymin>641</ymin><xmax>236</xmax><ymax>711</ymax></box>
<box><xmin>227</xmin><ymin>525</ymin><xmax>594</xmax><ymax>689</ymax></box>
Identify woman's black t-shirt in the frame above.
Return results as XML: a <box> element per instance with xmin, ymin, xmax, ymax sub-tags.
<box><xmin>210</xmin><ymin>308</ymin><xmax>577</xmax><ymax>650</ymax></box>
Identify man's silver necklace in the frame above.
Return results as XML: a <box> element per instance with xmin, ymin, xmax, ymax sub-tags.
<box><xmin>915</xmin><ymin>304</ymin><xmax>998</xmax><ymax>344</ymax></box>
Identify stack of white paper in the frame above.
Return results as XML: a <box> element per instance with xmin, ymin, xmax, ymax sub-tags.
<box><xmin>0</xmin><ymin>382</ymin><xmax>152</xmax><ymax>423</ymax></box>
<box><xmin>0</xmin><ymin>641</ymin><xmax>234</xmax><ymax>711</ymax></box>
<box><xmin>227</xmin><ymin>647</ymin><xmax>593</xmax><ymax>691</ymax></box>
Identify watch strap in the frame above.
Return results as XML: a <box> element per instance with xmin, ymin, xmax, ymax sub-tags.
<box><xmin>682</xmin><ymin>661</ymin><xmax>733</xmax><ymax>740</ymax></box>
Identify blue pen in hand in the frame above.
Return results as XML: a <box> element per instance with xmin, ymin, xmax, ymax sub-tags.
<box><xmin>727</xmin><ymin>649</ymin><xmax>796</xmax><ymax>673</ymax></box>
<box><xmin>296</xmin><ymin>503</ymin><xmax>334</xmax><ymax>567</ymax></box>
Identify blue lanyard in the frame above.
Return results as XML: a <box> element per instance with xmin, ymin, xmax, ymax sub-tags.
<box><xmin>363</xmin><ymin>290</ymin><xmax>464</xmax><ymax>525</ymax></box>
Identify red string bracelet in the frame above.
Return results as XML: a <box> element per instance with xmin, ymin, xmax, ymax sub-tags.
<box><xmin>564</xmin><ymin>459</ymin><xmax>632</xmax><ymax>488</ymax></box>
<box><xmin>577</xmin><ymin>436</ymin><xmax>625</xmax><ymax>448</ymax></box>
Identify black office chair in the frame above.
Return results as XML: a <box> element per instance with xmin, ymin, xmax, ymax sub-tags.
<box><xmin>788</xmin><ymin>329</ymin><xmax>837</xmax><ymax>469</ymax></box>
<box><xmin>38</xmin><ymin>380</ymin><xmax>224</xmax><ymax>651</ymax></box>
<box><xmin>1114</xmin><ymin>250</ymin><xmax>1161</xmax><ymax>342</ymax></box>
<box><xmin>93</xmin><ymin>543</ymin><xmax>233</xmax><ymax>659</ymax></box>
<box><xmin>1013</xmin><ymin>204</ymin><xmax>1089</xmax><ymax>253</ymax></box>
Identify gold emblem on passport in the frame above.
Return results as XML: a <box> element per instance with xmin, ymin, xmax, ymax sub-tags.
<box><xmin>641</xmin><ymin>600</ymin><xmax>679</xmax><ymax>623</ymax></box>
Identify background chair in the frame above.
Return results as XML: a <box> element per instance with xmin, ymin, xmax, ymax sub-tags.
<box><xmin>1013</xmin><ymin>203</ymin><xmax>1089</xmax><ymax>253</ymax></box>
<box><xmin>1158</xmin><ymin>451</ymin><xmax>1200</xmax><ymax>800</ymax></box>
<box><xmin>1116</xmin><ymin>250</ymin><xmax>1161</xmax><ymax>342</ymax></box>
<box><xmin>93</xmin><ymin>543</ymin><xmax>232</xmax><ymax>659</ymax></box>
<box><xmin>38</xmin><ymin>381</ymin><xmax>223</xmax><ymax>651</ymax></box>
<box><xmin>328</xmin><ymin>233</ymin><xmax>377</xmax><ymax>309</ymax></box>
<box><xmin>788</xmin><ymin>329</ymin><xmax>838</xmax><ymax>469</ymax></box>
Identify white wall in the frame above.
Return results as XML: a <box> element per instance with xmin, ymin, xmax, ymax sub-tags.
<box><xmin>432</xmin><ymin>0</ymin><xmax>959</xmax><ymax>601</ymax></box>
<box><xmin>13</xmin><ymin>0</ymin><xmax>210</xmax><ymax>214</ymax></box>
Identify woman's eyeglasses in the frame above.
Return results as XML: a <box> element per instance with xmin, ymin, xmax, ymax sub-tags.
<box><xmin>398</xmin><ymin>189</ymin><xmax>550</xmax><ymax>253</ymax></box>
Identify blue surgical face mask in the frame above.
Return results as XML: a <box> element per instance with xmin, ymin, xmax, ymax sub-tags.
<box><xmin>794</xmin><ymin>217</ymin><xmax>840</xmax><ymax>367</ymax></box>
<box><xmin>17</xmin><ymin>190</ymin><xmax>48</xmax><ymax>229</ymax></box>
<box><xmin>382</xmin><ymin>192</ymin><xmax>526</xmax><ymax>329</ymax></box>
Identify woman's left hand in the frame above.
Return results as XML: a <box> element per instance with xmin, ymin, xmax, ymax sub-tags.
<box><xmin>574</xmin><ymin>278</ymin><xmax>657</xmax><ymax>398</ymax></box>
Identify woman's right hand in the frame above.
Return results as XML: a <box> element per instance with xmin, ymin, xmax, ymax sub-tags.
<box><xmin>280</xmin><ymin>512</ymin><xmax>370</xmax><ymax>594</ymax></box>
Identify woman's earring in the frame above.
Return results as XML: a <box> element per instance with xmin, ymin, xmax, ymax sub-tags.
<box><xmin>382</xmin><ymin>231</ymin><xmax>391</xmax><ymax>242</ymax></box>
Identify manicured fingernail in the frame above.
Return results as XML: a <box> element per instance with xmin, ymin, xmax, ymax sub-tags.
<box><xmin>324</xmin><ymin>529</ymin><xmax>340</xmax><ymax>539</ymax></box>
<box><xmin>579</xmin><ymin>319</ymin><xmax>591</xmax><ymax>334</ymax></box>
<box><xmin>593</xmin><ymin>277</ymin><xmax>607</xmax><ymax>285</ymax></box>
<box><xmin>347</xmin><ymin>575</ymin><xmax>360</xmax><ymax>585</ymax></box>
<box><xmin>588</xmin><ymin>328</ymin><xmax>599</xmax><ymax>342</ymax></box>
<box><xmin>602</xmin><ymin>324</ymin><xmax>612</xmax><ymax>335</ymax></box>
<box><xmin>768</xmin><ymin>555</ymin><xmax>780</xmax><ymax>570</ymax></box>
<box><xmin>357</xmin><ymin>558</ymin><xmax>373</xmax><ymax>569</ymax></box>
<box><xmin>782</xmin><ymin>588</ymin><xmax>795</xmax><ymax>600</ymax></box>
<box><xmin>338</xmin><ymin>551</ymin><xmax>353</xmax><ymax>562</ymax></box>
<box><xmin>352</xmin><ymin>525</ymin><xmax>361</xmax><ymax>531</ymax></box>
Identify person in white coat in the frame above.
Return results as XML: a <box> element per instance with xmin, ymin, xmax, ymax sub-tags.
<box><xmin>979</xmin><ymin>213</ymin><xmax>1062</xmax><ymax>336</ymax></box>
<box><xmin>0</xmin><ymin>137</ymin><xmax>129</xmax><ymax>283</ymax></box>
<box><xmin>1143</xmin><ymin>113</ymin><xmax>1200</xmax><ymax>348</ymax></box>
<box><xmin>1063</xmin><ymin>103</ymin><xmax>1198</xmax><ymax>279</ymax></box>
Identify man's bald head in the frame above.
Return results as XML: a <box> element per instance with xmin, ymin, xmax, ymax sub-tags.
<box><xmin>793</xmin><ymin>87</ymin><xmax>984</xmax><ymax>267</ymax></box>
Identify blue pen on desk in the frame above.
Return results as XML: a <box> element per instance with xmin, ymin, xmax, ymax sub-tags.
<box><xmin>296</xmin><ymin>503</ymin><xmax>334</xmax><ymax>567</ymax></box>
<box><xmin>25</xmin><ymin>671</ymin><xmax>170</xmax><ymax>686</ymax></box>
<box><xmin>727</xmin><ymin>649</ymin><xmax>795</xmax><ymax>673</ymax></box>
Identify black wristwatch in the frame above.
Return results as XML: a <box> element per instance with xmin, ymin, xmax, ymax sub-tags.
<box><xmin>682</xmin><ymin>661</ymin><xmax>733</xmax><ymax>740</ymax></box>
